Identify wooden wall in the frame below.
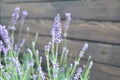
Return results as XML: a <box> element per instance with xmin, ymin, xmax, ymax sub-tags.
<box><xmin>0</xmin><ymin>0</ymin><xmax>120</xmax><ymax>80</ymax></box>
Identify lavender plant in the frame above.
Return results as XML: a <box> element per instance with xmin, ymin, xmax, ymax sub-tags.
<box><xmin>0</xmin><ymin>7</ymin><xmax>93</xmax><ymax>80</ymax></box>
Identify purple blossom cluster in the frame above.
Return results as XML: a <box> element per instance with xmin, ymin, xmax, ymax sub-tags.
<box><xmin>79</xmin><ymin>42</ymin><xmax>88</xmax><ymax>58</ymax></box>
<box><xmin>65</xmin><ymin>13</ymin><xmax>71</xmax><ymax>29</ymax></box>
<box><xmin>52</xmin><ymin>62</ymin><xmax>59</xmax><ymax>78</ymax></box>
<box><xmin>0</xmin><ymin>25</ymin><xmax>11</xmax><ymax>56</ymax></box>
<box><xmin>0</xmin><ymin>25</ymin><xmax>10</xmax><ymax>46</ymax></box>
<box><xmin>74</xmin><ymin>67</ymin><xmax>82</xmax><ymax>80</ymax></box>
<box><xmin>51</xmin><ymin>14</ymin><xmax>62</xmax><ymax>44</ymax></box>
<box><xmin>12</xmin><ymin>7</ymin><xmax>20</xmax><ymax>25</ymax></box>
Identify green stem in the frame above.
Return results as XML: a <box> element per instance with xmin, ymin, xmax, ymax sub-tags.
<box><xmin>60</xmin><ymin>48</ymin><xmax>65</xmax><ymax>65</ymax></box>
<box><xmin>69</xmin><ymin>57</ymin><xmax>81</xmax><ymax>77</ymax></box>
<box><xmin>51</xmin><ymin>39</ymin><xmax>55</xmax><ymax>61</ymax></box>
<box><xmin>45</xmin><ymin>50</ymin><xmax>51</xmax><ymax>79</ymax></box>
<box><xmin>18</xmin><ymin>22</ymin><xmax>24</xmax><ymax>44</ymax></box>
<box><xmin>55</xmin><ymin>43</ymin><xmax>58</xmax><ymax>60</ymax></box>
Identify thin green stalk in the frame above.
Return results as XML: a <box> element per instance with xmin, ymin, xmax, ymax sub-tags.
<box><xmin>69</xmin><ymin>57</ymin><xmax>81</xmax><ymax>77</ymax></box>
<box><xmin>51</xmin><ymin>39</ymin><xmax>55</xmax><ymax>61</ymax></box>
<box><xmin>26</xmin><ymin>27</ymin><xmax>29</xmax><ymax>47</ymax></box>
<box><xmin>60</xmin><ymin>48</ymin><xmax>65</xmax><ymax>65</ymax></box>
<box><xmin>55</xmin><ymin>43</ymin><xmax>58</xmax><ymax>60</ymax></box>
<box><xmin>18</xmin><ymin>23</ymin><xmax>24</xmax><ymax>44</ymax></box>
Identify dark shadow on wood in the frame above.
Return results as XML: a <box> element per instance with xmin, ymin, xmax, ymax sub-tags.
<box><xmin>1</xmin><ymin>16</ymin><xmax>120</xmax><ymax>22</ymax></box>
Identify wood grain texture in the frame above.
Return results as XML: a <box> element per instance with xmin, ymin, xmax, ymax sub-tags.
<box><xmin>1</xmin><ymin>0</ymin><xmax>120</xmax><ymax>21</ymax></box>
<box><xmin>1</xmin><ymin>19</ymin><xmax>120</xmax><ymax>45</ymax></box>
<box><xmin>2</xmin><ymin>0</ymin><xmax>76</xmax><ymax>2</ymax></box>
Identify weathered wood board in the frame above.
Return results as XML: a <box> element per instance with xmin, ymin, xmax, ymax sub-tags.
<box><xmin>1</xmin><ymin>0</ymin><xmax>120</xmax><ymax>21</ymax></box>
<box><xmin>1</xmin><ymin>19</ymin><xmax>120</xmax><ymax>45</ymax></box>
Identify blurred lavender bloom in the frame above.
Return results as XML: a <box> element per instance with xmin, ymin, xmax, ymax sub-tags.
<box><xmin>26</xmin><ymin>60</ymin><xmax>34</xmax><ymax>68</ymax></box>
<box><xmin>70</xmin><ymin>63</ymin><xmax>73</xmax><ymax>69</ymax></box>
<box><xmin>74</xmin><ymin>67</ymin><xmax>82</xmax><ymax>80</ymax></box>
<box><xmin>8</xmin><ymin>25</ymin><xmax>16</xmax><ymax>31</ymax></box>
<box><xmin>89</xmin><ymin>61</ymin><xmax>93</xmax><ymax>69</ymax></box>
<box><xmin>79</xmin><ymin>42</ymin><xmax>88</xmax><ymax>58</ymax></box>
<box><xmin>0</xmin><ymin>25</ymin><xmax>11</xmax><ymax>47</ymax></box>
<box><xmin>65</xmin><ymin>13</ymin><xmax>71</xmax><ymax>29</ymax></box>
<box><xmin>3</xmin><ymin>72</ymin><xmax>11</xmax><ymax>79</ymax></box>
<box><xmin>52</xmin><ymin>62</ymin><xmax>59</xmax><ymax>78</ymax></box>
<box><xmin>19</xmin><ymin>38</ymin><xmax>26</xmax><ymax>47</ymax></box>
<box><xmin>51</xmin><ymin>14</ymin><xmax>62</xmax><ymax>44</ymax></box>
<box><xmin>45</xmin><ymin>42</ymin><xmax>52</xmax><ymax>51</ymax></box>
<box><xmin>0</xmin><ymin>40</ymin><xmax>3</xmax><ymax>52</ymax></box>
<box><xmin>27</xmin><ymin>48</ymin><xmax>33</xmax><ymax>57</ymax></box>
<box><xmin>33</xmin><ymin>74</ymin><xmax>38</xmax><ymax>80</ymax></box>
<box><xmin>74</xmin><ymin>61</ymin><xmax>79</xmax><ymax>66</ymax></box>
<box><xmin>21</xmin><ymin>11</ymin><xmax>28</xmax><ymax>24</ymax></box>
<box><xmin>38</xmin><ymin>67</ymin><xmax>45</xmax><ymax>80</ymax></box>
<box><xmin>2</xmin><ymin>46</ymin><xmax>9</xmax><ymax>56</ymax></box>
<box><xmin>82</xmin><ymin>42</ymin><xmax>88</xmax><ymax>52</ymax></box>
<box><xmin>12</xmin><ymin>7</ymin><xmax>20</xmax><ymax>24</ymax></box>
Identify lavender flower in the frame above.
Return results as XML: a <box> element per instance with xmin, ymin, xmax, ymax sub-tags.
<box><xmin>33</xmin><ymin>74</ymin><xmax>38</xmax><ymax>80</ymax></box>
<box><xmin>45</xmin><ymin>42</ymin><xmax>52</xmax><ymax>51</ymax></box>
<box><xmin>65</xmin><ymin>13</ymin><xmax>71</xmax><ymax>29</ymax></box>
<box><xmin>2</xmin><ymin>46</ymin><xmax>9</xmax><ymax>56</ymax></box>
<box><xmin>51</xmin><ymin>14</ymin><xmax>62</xmax><ymax>44</ymax></box>
<box><xmin>82</xmin><ymin>42</ymin><xmax>88</xmax><ymax>52</ymax></box>
<box><xmin>89</xmin><ymin>61</ymin><xmax>93</xmax><ymax>69</ymax></box>
<box><xmin>19</xmin><ymin>38</ymin><xmax>26</xmax><ymax>47</ymax></box>
<box><xmin>74</xmin><ymin>67</ymin><xmax>82</xmax><ymax>80</ymax></box>
<box><xmin>79</xmin><ymin>42</ymin><xmax>88</xmax><ymax>58</ymax></box>
<box><xmin>0</xmin><ymin>25</ymin><xmax>10</xmax><ymax>47</ymax></box>
<box><xmin>38</xmin><ymin>67</ymin><xmax>45</xmax><ymax>80</ymax></box>
<box><xmin>12</xmin><ymin>7</ymin><xmax>20</xmax><ymax>24</ymax></box>
<box><xmin>21</xmin><ymin>11</ymin><xmax>28</xmax><ymax>24</ymax></box>
<box><xmin>8</xmin><ymin>25</ymin><xmax>16</xmax><ymax>31</ymax></box>
<box><xmin>52</xmin><ymin>62</ymin><xmax>59</xmax><ymax>78</ymax></box>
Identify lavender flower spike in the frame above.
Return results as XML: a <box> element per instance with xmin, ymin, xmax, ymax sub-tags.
<box><xmin>65</xmin><ymin>12</ymin><xmax>71</xmax><ymax>29</ymax></box>
<box><xmin>0</xmin><ymin>25</ymin><xmax>10</xmax><ymax>47</ymax></box>
<box><xmin>21</xmin><ymin>11</ymin><xmax>28</xmax><ymax>24</ymax></box>
<box><xmin>51</xmin><ymin>14</ymin><xmax>62</xmax><ymax>44</ymax></box>
<box><xmin>12</xmin><ymin>7</ymin><xmax>20</xmax><ymax>24</ymax></box>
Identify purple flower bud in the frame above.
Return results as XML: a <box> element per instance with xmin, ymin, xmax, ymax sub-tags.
<box><xmin>8</xmin><ymin>26</ymin><xmax>16</xmax><ymax>31</ymax></box>
<box><xmin>22</xmin><ymin>11</ymin><xmax>28</xmax><ymax>17</ymax></box>
<box><xmin>51</xmin><ymin>14</ymin><xmax>62</xmax><ymax>44</ymax></box>
<box><xmin>21</xmin><ymin>11</ymin><xmax>28</xmax><ymax>24</ymax></box>
<box><xmin>82</xmin><ymin>42</ymin><xmax>88</xmax><ymax>52</ymax></box>
<box><xmin>89</xmin><ymin>61</ymin><xmax>93</xmax><ymax>69</ymax></box>
<box><xmin>20</xmin><ymin>38</ymin><xmax>26</xmax><ymax>47</ymax></box>
<box><xmin>74</xmin><ymin>67</ymin><xmax>82</xmax><ymax>80</ymax></box>
<box><xmin>12</xmin><ymin>7</ymin><xmax>20</xmax><ymax>24</ymax></box>
<box><xmin>52</xmin><ymin>63</ymin><xmax>59</xmax><ymax>78</ymax></box>
<box><xmin>65</xmin><ymin>13</ymin><xmax>71</xmax><ymax>29</ymax></box>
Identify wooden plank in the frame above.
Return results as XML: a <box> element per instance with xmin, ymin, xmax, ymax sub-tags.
<box><xmin>13</xmin><ymin>33</ymin><xmax>120</xmax><ymax>80</ymax></box>
<box><xmin>90</xmin><ymin>62</ymin><xmax>120</xmax><ymax>80</ymax></box>
<box><xmin>2</xmin><ymin>0</ymin><xmax>76</xmax><ymax>2</ymax></box>
<box><xmin>1</xmin><ymin>19</ymin><xmax>120</xmax><ymax>45</ymax></box>
<box><xmin>1</xmin><ymin>0</ymin><xmax>120</xmax><ymax>21</ymax></box>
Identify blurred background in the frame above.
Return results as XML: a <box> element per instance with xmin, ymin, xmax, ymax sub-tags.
<box><xmin>0</xmin><ymin>0</ymin><xmax>120</xmax><ymax>80</ymax></box>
